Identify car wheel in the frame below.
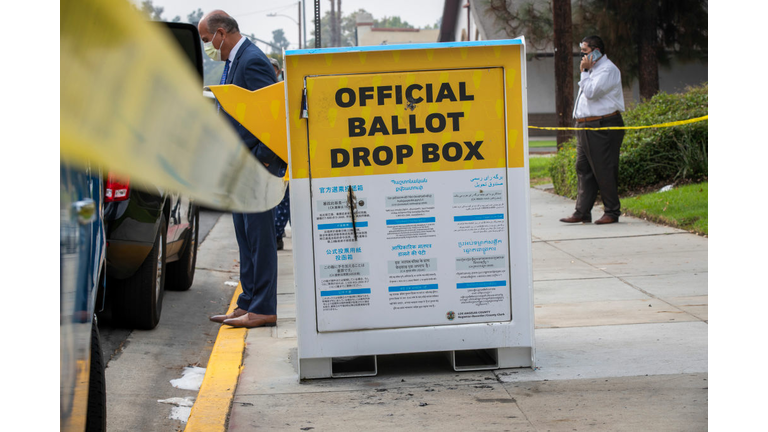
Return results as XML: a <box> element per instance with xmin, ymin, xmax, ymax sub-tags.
<box><xmin>167</xmin><ymin>206</ymin><xmax>198</xmax><ymax>291</ymax></box>
<box><xmin>85</xmin><ymin>318</ymin><xmax>107</xmax><ymax>432</ymax></box>
<box><xmin>113</xmin><ymin>216</ymin><xmax>166</xmax><ymax>330</ymax></box>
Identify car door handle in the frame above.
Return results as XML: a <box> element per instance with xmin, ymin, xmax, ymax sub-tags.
<box><xmin>73</xmin><ymin>199</ymin><xmax>96</xmax><ymax>225</ymax></box>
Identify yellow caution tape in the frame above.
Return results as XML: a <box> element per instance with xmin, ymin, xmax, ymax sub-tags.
<box><xmin>528</xmin><ymin>115</ymin><xmax>708</xmax><ymax>131</ymax></box>
<box><xmin>61</xmin><ymin>0</ymin><xmax>286</xmax><ymax>212</ymax></box>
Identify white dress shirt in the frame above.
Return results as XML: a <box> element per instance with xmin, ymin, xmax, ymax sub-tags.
<box><xmin>573</xmin><ymin>54</ymin><xmax>625</xmax><ymax>119</ymax></box>
<box><xmin>227</xmin><ymin>35</ymin><xmax>246</xmax><ymax>66</ymax></box>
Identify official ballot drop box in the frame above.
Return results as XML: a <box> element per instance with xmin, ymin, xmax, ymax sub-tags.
<box><xmin>284</xmin><ymin>39</ymin><xmax>534</xmax><ymax>379</ymax></box>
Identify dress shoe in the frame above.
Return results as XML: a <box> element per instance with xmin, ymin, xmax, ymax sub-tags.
<box><xmin>276</xmin><ymin>236</ymin><xmax>284</xmax><ymax>250</ymax></box>
<box><xmin>223</xmin><ymin>313</ymin><xmax>277</xmax><ymax>328</ymax></box>
<box><xmin>559</xmin><ymin>214</ymin><xmax>591</xmax><ymax>223</ymax></box>
<box><xmin>594</xmin><ymin>214</ymin><xmax>619</xmax><ymax>225</ymax></box>
<box><xmin>210</xmin><ymin>307</ymin><xmax>247</xmax><ymax>323</ymax></box>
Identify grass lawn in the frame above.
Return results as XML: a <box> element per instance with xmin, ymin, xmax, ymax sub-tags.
<box><xmin>529</xmin><ymin>140</ymin><xmax>556</xmax><ymax>148</ymax></box>
<box><xmin>528</xmin><ymin>155</ymin><xmax>707</xmax><ymax>236</ymax></box>
<box><xmin>528</xmin><ymin>156</ymin><xmax>553</xmax><ymax>185</ymax></box>
<box><xmin>621</xmin><ymin>182</ymin><xmax>708</xmax><ymax>236</ymax></box>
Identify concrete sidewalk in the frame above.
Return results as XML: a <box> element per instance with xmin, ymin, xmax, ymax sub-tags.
<box><xmin>222</xmin><ymin>188</ymin><xmax>708</xmax><ymax>431</ymax></box>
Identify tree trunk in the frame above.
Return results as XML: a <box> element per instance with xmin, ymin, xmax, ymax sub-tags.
<box><xmin>638</xmin><ymin>0</ymin><xmax>659</xmax><ymax>101</ymax></box>
<box><xmin>329</xmin><ymin>0</ymin><xmax>336</xmax><ymax>46</ymax></box>
<box><xmin>552</xmin><ymin>0</ymin><xmax>574</xmax><ymax>149</ymax></box>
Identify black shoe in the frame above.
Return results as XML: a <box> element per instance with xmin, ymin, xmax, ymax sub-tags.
<box><xmin>276</xmin><ymin>236</ymin><xmax>284</xmax><ymax>250</ymax></box>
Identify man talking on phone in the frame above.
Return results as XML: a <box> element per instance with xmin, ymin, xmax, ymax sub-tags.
<box><xmin>560</xmin><ymin>35</ymin><xmax>626</xmax><ymax>225</ymax></box>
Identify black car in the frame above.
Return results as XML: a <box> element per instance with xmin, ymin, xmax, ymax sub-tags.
<box><xmin>103</xmin><ymin>176</ymin><xmax>199</xmax><ymax>329</ymax></box>
<box><xmin>103</xmin><ymin>22</ymin><xmax>203</xmax><ymax>330</ymax></box>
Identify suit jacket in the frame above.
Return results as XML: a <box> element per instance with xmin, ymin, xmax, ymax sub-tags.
<box><xmin>223</xmin><ymin>37</ymin><xmax>286</xmax><ymax>178</ymax></box>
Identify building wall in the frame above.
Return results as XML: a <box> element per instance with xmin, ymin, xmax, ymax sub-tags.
<box><xmin>626</xmin><ymin>59</ymin><xmax>709</xmax><ymax>107</ymax></box>
<box><xmin>358</xmin><ymin>28</ymin><xmax>440</xmax><ymax>46</ymax></box>
<box><xmin>454</xmin><ymin>3</ymin><xmax>468</xmax><ymax>41</ymax></box>
<box><xmin>527</xmin><ymin>56</ymin><xmax>709</xmax><ymax>113</ymax></box>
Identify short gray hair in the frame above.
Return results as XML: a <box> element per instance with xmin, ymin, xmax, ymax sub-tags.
<box><xmin>207</xmin><ymin>14</ymin><xmax>239</xmax><ymax>34</ymax></box>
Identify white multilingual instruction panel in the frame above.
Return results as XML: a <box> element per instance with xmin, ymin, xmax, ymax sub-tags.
<box><xmin>311</xmin><ymin>169</ymin><xmax>511</xmax><ymax>332</ymax></box>
<box><xmin>305</xmin><ymin>67</ymin><xmax>515</xmax><ymax>333</ymax></box>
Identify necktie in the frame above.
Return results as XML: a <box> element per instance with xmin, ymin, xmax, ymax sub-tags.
<box><xmin>217</xmin><ymin>60</ymin><xmax>231</xmax><ymax>113</ymax></box>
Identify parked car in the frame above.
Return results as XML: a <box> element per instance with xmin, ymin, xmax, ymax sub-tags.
<box><xmin>60</xmin><ymin>160</ymin><xmax>107</xmax><ymax>432</ymax></box>
<box><xmin>103</xmin><ymin>178</ymin><xmax>199</xmax><ymax>329</ymax></box>
<box><xmin>103</xmin><ymin>22</ymin><xmax>203</xmax><ymax>330</ymax></box>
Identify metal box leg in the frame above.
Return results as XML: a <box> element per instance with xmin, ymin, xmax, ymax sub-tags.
<box><xmin>450</xmin><ymin>347</ymin><xmax>534</xmax><ymax>371</ymax></box>
<box><xmin>497</xmin><ymin>347</ymin><xmax>533</xmax><ymax>369</ymax></box>
<box><xmin>299</xmin><ymin>357</ymin><xmax>332</xmax><ymax>379</ymax></box>
<box><xmin>451</xmin><ymin>349</ymin><xmax>499</xmax><ymax>371</ymax></box>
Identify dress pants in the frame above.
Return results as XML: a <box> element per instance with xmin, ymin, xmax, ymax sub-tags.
<box><xmin>274</xmin><ymin>186</ymin><xmax>291</xmax><ymax>238</ymax></box>
<box><xmin>232</xmin><ymin>210</ymin><xmax>278</xmax><ymax>315</ymax></box>
<box><xmin>574</xmin><ymin>114</ymin><xmax>625</xmax><ymax>219</ymax></box>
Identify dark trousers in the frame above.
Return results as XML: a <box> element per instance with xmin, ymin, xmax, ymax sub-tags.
<box><xmin>274</xmin><ymin>186</ymin><xmax>291</xmax><ymax>238</ymax></box>
<box><xmin>574</xmin><ymin>114</ymin><xmax>625</xmax><ymax>219</ymax></box>
<box><xmin>232</xmin><ymin>210</ymin><xmax>278</xmax><ymax>315</ymax></box>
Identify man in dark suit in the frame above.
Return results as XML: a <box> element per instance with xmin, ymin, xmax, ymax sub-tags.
<box><xmin>200</xmin><ymin>10</ymin><xmax>287</xmax><ymax>328</ymax></box>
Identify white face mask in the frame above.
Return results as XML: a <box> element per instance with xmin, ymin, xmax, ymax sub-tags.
<box><xmin>204</xmin><ymin>31</ymin><xmax>225</xmax><ymax>61</ymax></box>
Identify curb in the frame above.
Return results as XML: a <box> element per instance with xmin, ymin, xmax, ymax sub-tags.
<box><xmin>185</xmin><ymin>284</ymin><xmax>245</xmax><ymax>432</ymax></box>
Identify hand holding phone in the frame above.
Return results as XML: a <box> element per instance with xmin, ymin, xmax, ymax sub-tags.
<box><xmin>580</xmin><ymin>49</ymin><xmax>601</xmax><ymax>72</ymax></box>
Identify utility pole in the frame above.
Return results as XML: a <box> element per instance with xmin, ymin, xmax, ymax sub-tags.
<box><xmin>266</xmin><ymin>2</ymin><xmax>303</xmax><ymax>50</ymax></box>
<box><xmin>337</xmin><ymin>0</ymin><xmax>342</xmax><ymax>45</ymax></box>
<box><xmin>314</xmin><ymin>0</ymin><xmax>320</xmax><ymax>48</ymax></box>
<box><xmin>329</xmin><ymin>0</ymin><xmax>336</xmax><ymax>46</ymax></box>
<box><xmin>303</xmin><ymin>0</ymin><xmax>307</xmax><ymax>48</ymax></box>
<box><xmin>298</xmin><ymin>1</ymin><xmax>302</xmax><ymax>49</ymax></box>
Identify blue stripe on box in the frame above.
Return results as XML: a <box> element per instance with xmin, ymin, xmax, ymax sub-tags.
<box><xmin>453</xmin><ymin>213</ymin><xmax>504</xmax><ymax>222</ymax></box>
<box><xmin>385</xmin><ymin>217</ymin><xmax>436</xmax><ymax>226</ymax></box>
<box><xmin>317</xmin><ymin>221</ymin><xmax>369</xmax><ymax>230</ymax></box>
<box><xmin>388</xmin><ymin>284</ymin><xmax>439</xmax><ymax>293</ymax></box>
<box><xmin>457</xmin><ymin>280</ymin><xmax>507</xmax><ymax>289</ymax></box>
<box><xmin>320</xmin><ymin>288</ymin><xmax>371</xmax><ymax>297</ymax></box>
<box><xmin>286</xmin><ymin>38</ymin><xmax>524</xmax><ymax>56</ymax></box>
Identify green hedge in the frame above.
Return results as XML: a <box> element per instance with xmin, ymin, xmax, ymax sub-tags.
<box><xmin>549</xmin><ymin>83</ymin><xmax>708</xmax><ymax>199</ymax></box>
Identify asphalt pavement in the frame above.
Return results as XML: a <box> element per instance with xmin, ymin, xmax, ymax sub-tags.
<box><xmin>187</xmin><ymin>186</ymin><xmax>708</xmax><ymax>431</ymax></box>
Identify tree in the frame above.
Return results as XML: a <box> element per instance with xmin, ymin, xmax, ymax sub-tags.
<box><xmin>138</xmin><ymin>0</ymin><xmax>180</xmax><ymax>22</ymax></box>
<box><xmin>573</xmin><ymin>0</ymin><xmax>708</xmax><ymax>100</ymax></box>
<box><xmin>270</xmin><ymin>29</ymin><xmax>291</xmax><ymax>55</ymax></box>
<box><xmin>638</xmin><ymin>0</ymin><xmax>660</xmax><ymax>101</ymax></box>
<box><xmin>552</xmin><ymin>0</ymin><xmax>574</xmax><ymax>148</ymax></box>
<box><xmin>309</xmin><ymin>8</ymin><xmax>358</xmax><ymax>48</ymax></box>
<box><xmin>489</xmin><ymin>0</ymin><xmax>707</xmax><ymax>101</ymax></box>
<box><xmin>374</xmin><ymin>16</ymin><xmax>414</xmax><ymax>29</ymax></box>
<box><xmin>328</xmin><ymin>0</ymin><xmax>343</xmax><ymax>47</ymax></box>
<box><xmin>187</xmin><ymin>8</ymin><xmax>204</xmax><ymax>27</ymax></box>
<box><xmin>140</xmin><ymin>0</ymin><xmax>164</xmax><ymax>20</ymax></box>
<box><xmin>308</xmin><ymin>8</ymin><xmax>418</xmax><ymax>47</ymax></box>
<box><xmin>488</xmin><ymin>0</ymin><xmax>553</xmax><ymax>52</ymax></box>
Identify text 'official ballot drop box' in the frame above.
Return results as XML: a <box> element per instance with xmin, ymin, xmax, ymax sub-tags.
<box><xmin>285</xmin><ymin>39</ymin><xmax>534</xmax><ymax>379</ymax></box>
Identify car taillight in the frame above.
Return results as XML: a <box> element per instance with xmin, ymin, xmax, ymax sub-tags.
<box><xmin>105</xmin><ymin>173</ymin><xmax>130</xmax><ymax>202</ymax></box>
